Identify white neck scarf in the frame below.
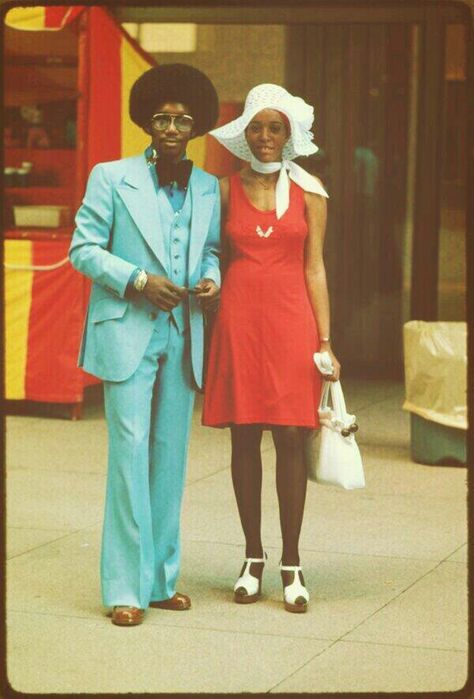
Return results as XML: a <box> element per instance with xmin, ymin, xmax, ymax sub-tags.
<box><xmin>250</xmin><ymin>155</ymin><xmax>328</xmax><ymax>219</ymax></box>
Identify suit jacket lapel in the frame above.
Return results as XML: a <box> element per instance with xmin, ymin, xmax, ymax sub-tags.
<box><xmin>116</xmin><ymin>156</ymin><xmax>169</xmax><ymax>274</ymax></box>
<box><xmin>188</xmin><ymin>168</ymin><xmax>216</xmax><ymax>276</ymax></box>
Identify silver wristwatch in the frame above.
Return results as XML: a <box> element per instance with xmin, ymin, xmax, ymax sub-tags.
<box><xmin>133</xmin><ymin>269</ymin><xmax>148</xmax><ymax>292</ymax></box>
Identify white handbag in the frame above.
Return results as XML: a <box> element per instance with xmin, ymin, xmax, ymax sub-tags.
<box><xmin>305</xmin><ymin>359</ymin><xmax>365</xmax><ymax>489</ymax></box>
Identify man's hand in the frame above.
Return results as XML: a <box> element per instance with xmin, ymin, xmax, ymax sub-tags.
<box><xmin>194</xmin><ymin>278</ymin><xmax>220</xmax><ymax>312</ymax></box>
<box><xmin>143</xmin><ymin>273</ymin><xmax>186</xmax><ymax>311</ymax></box>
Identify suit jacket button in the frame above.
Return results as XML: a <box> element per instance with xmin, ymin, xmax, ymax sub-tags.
<box><xmin>149</xmin><ymin>311</ymin><xmax>157</xmax><ymax>320</ymax></box>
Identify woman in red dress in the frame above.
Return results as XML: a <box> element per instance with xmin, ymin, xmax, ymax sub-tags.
<box><xmin>203</xmin><ymin>84</ymin><xmax>340</xmax><ymax>612</ymax></box>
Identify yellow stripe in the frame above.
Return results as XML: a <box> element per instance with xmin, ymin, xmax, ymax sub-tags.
<box><xmin>186</xmin><ymin>136</ymin><xmax>207</xmax><ymax>168</ymax></box>
<box><xmin>5</xmin><ymin>241</ymin><xmax>34</xmax><ymax>399</ymax></box>
<box><xmin>120</xmin><ymin>37</ymin><xmax>153</xmax><ymax>158</ymax></box>
<box><xmin>5</xmin><ymin>7</ymin><xmax>46</xmax><ymax>30</ymax></box>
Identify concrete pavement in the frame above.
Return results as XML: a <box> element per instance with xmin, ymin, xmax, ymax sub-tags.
<box><xmin>6</xmin><ymin>379</ymin><xmax>468</xmax><ymax>693</ymax></box>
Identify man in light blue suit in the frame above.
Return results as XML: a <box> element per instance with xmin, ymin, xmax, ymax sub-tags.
<box><xmin>69</xmin><ymin>64</ymin><xmax>221</xmax><ymax>626</ymax></box>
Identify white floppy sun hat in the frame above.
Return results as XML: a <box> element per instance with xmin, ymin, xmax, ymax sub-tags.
<box><xmin>209</xmin><ymin>83</ymin><xmax>319</xmax><ymax>162</ymax></box>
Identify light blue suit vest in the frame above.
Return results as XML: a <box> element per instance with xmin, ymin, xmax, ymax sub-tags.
<box><xmin>156</xmin><ymin>186</ymin><xmax>191</xmax><ymax>333</ymax></box>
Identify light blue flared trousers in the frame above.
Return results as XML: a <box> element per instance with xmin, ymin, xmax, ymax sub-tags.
<box><xmin>101</xmin><ymin>318</ymin><xmax>195</xmax><ymax>608</ymax></box>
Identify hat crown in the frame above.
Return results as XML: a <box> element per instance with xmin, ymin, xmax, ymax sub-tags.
<box><xmin>245</xmin><ymin>83</ymin><xmax>289</xmax><ymax>110</ymax></box>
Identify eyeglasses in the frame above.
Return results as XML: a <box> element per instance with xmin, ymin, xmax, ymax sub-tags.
<box><xmin>150</xmin><ymin>113</ymin><xmax>194</xmax><ymax>133</ymax></box>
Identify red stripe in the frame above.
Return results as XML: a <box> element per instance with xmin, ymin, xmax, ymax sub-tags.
<box><xmin>25</xmin><ymin>241</ymin><xmax>88</xmax><ymax>402</ymax></box>
<box><xmin>44</xmin><ymin>6</ymin><xmax>84</xmax><ymax>29</ymax></box>
<box><xmin>86</xmin><ymin>7</ymin><xmax>122</xmax><ymax>172</ymax></box>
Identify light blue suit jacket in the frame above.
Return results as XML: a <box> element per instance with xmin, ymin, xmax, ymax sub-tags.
<box><xmin>69</xmin><ymin>154</ymin><xmax>220</xmax><ymax>387</ymax></box>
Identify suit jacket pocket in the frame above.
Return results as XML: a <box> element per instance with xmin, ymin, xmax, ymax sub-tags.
<box><xmin>91</xmin><ymin>297</ymin><xmax>128</xmax><ymax>323</ymax></box>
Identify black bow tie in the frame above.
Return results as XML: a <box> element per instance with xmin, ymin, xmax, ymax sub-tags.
<box><xmin>155</xmin><ymin>158</ymin><xmax>193</xmax><ymax>189</ymax></box>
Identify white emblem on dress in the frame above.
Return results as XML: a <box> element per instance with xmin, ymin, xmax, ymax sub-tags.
<box><xmin>256</xmin><ymin>225</ymin><xmax>273</xmax><ymax>238</ymax></box>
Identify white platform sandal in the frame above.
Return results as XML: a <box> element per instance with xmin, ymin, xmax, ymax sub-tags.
<box><xmin>280</xmin><ymin>564</ymin><xmax>309</xmax><ymax>613</ymax></box>
<box><xmin>233</xmin><ymin>555</ymin><xmax>266</xmax><ymax>604</ymax></box>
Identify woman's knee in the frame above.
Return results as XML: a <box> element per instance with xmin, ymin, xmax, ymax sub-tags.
<box><xmin>271</xmin><ymin>425</ymin><xmax>303</xmax><ymax>451</ymax></box>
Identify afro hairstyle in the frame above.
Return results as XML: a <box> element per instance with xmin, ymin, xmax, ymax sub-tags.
<box><xmin>129</xmin><ymin>63</ymin><xmax>219</xmax><ymax>137</ymax></box>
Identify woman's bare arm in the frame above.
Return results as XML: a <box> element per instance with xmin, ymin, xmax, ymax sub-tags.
<box><xmin>304</xmin><ymin>184</ymin><xmax>341</xmax><ymax>380</ymax></box>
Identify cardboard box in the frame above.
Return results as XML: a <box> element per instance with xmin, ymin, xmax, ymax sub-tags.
<box><xmin>13</xmin><ymin>205</ymin><xmax>72</xmax><ymax>228</ymax></box>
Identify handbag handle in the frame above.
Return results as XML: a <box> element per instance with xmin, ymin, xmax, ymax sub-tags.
<box><xmin>318</xmin><ymin>379</ymin><xmax>355</xmax><ymax>427</ymax></box>
<box><xmin>330</xmin><ymin>381</ymin><xmax>349</xmax><ymax>421</ymax></box>
<box><xmin>318</xmin><ymin>380</ymin><xmax>331</xmax><ymax>411</ymax></box>
<box><xmin>318</xmin><ymin>380</ymin><xmax>346</xmax><ymax>418</ymax></box>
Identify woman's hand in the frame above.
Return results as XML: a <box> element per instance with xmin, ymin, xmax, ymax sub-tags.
<box><xmin>320</xmin><ymin>341</ymin><xmax>341</xmax><ymax>381</ymax></box>
<box><xmin>194</xmin><ymin>278</ymin><xmax>220</xmax><ymax>312</ymax></box>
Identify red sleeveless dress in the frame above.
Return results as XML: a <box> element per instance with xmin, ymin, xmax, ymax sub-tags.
<box><xmin>202</xmin><ymin>173</ymin><xmax>322</xmax><ymax>428</ymax></box>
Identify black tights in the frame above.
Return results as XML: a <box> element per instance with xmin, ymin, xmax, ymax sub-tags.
<box><xmin>230</xmin><ymin>425</ymin><xmax>307</xmax><ymax>566</ymax></box>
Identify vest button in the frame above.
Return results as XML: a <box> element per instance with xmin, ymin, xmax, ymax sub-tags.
<box><xmin>149</xmin><ymin>311</ymin><xmax>157</xmax><ymax>321</ymax></box>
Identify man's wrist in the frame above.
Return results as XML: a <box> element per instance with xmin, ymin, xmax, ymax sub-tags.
<box><xmin>134</xmin><ymin>269</ymin><xmax>148</xmax><ymax>292</ymax></box>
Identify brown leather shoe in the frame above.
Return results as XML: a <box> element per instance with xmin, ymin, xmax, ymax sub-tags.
<box><xmin>111</xmin><ymin>606</ymin><xmax>145</xmax><ymax>626</ymax></box>
<box><xmin>149</xmin><ymin>592</ymin><xmax>191</xmax><ymax>611</ymax></box>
